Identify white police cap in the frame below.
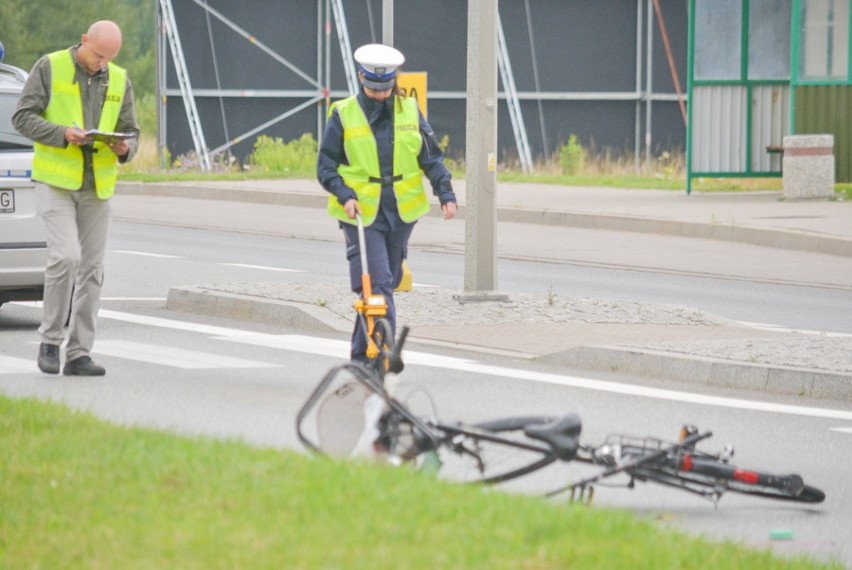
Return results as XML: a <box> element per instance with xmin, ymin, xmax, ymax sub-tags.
<box><xmin>354</xmin><ymin>44</ymin><xmax>405</xmax><ymax>90</ymax></box>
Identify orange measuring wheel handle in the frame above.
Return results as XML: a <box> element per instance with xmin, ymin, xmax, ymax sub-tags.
<box><xmin>355</xmin><ymin>214</ymin><xmax>388</xmax><ymax>360</ymax></box>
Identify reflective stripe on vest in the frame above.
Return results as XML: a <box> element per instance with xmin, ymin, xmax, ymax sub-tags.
<box><xmin>32</xmin><ymin>50</ymin><xmax>126</xmax><ymax>199</ymax></box>
<box><xmin>327</xmin><ymin>95</ymin><xmax>429</xmax><ymax>226</ymax></box>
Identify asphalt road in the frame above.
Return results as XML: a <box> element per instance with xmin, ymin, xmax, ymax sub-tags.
<box><xmin>2</xmin><ymin>298</ymin><xmax>849</xmax><ymax>565</ymax></box>
<box><xmin>3</xmin><ymin>218</ymin><xmax>851</xmax><ymax>566</ymax></box>
<box><xmin>111</xmin><ymin>220</ymin><xmax>852</xmax><ymax>335</ymax></box>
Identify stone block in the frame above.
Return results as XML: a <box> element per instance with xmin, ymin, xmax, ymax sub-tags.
<box><xmin>783</xmin><ymin>134</ymin><xmax>835</xmax><ymax>200</ymax></box>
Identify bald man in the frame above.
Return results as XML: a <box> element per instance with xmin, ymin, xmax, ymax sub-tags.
<box><xmin>13</xmin><ymin>20</ymin><xmax>140</xmax><ymax>376</ymax></box>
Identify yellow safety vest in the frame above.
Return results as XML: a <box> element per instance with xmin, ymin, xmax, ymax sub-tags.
<box><xmin>32</xmin><ymin>50</ymin><xmax>126</xmax><ymax>199</ymax></box>
<box><xmin>327</xmin><ymin>95</ymin><xmax>429</xmax><ymax>226</ymax></box>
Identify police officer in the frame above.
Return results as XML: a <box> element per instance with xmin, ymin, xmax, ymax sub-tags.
<box><xmin>317</xmin><ymin>43</ymin><xmax>457</xmax><ymax>363</ymax></box>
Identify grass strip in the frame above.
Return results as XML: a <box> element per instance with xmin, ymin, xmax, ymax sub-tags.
<box><xmin>0</xmin><ymin>395</ymin><xmax>839</xmax><ymax>569</ymax></box>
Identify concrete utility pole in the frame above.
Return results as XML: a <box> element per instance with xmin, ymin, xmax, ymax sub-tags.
<box><xmin>461</xmin><ymin>0</ymin><xmax>507</xmax><ymax>301</ymax></box>
<box><xmin>383</xmin><ymin>0</ymin><xmax>394</xmax><ymax>46</ymax></box>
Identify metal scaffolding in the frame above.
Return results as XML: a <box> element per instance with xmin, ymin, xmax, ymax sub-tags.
<box><xmin>158</xmin><ymin>0</ymin><xmax>210</xmax><ymax>170</ymax></box>
<box><xmin>156</xmin><ymin>0</ymin><xmax>683</xmax><ymax>172</ymax></box>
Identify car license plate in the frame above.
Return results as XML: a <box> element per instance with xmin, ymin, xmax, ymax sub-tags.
<box><xmin>0</xmin><ymin>189</ymin><xmax>15</xmax><ymax>213</ymax></box>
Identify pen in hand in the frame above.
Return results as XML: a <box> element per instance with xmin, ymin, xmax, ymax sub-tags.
<box><xmin>69</xmin><ymin>122</ymin><xmax>89</xmax><ymax>146</ymax></box>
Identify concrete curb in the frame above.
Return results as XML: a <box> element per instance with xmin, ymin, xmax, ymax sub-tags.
<box><xmin>540</xmin><ymin>345</ymin><xmax>852</xmax><ymax>402</ymax></box>
<box><xmin>166</xmin><ymin>286</ymin><xmax>351</xmax><ymax>333</ymax></box>
<box><xmin>117</xmin><ymin>181</ymin><xmax>328</xmax><ymax>208</ymax></box>
<box><xmin>166</xmin><ymin>286</ymin><xmax>852</xmax><ymax>402</ymax></box>
<box><xmin>497</xmin><ymin>208</ymin><xmax>852</xmax><ymax>257</ymax></box>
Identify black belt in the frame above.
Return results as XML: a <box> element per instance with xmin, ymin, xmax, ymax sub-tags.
<box><xmin>368</xmin><ymin>175</ymin><xmax>403</xmax><ymax>185</ymax></box>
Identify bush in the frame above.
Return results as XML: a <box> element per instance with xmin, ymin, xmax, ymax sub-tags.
<box><xmin>558</xmin><ymin>134</ymin><xmax>586</xmax><ymax>175</ymax></box>
<box><xmin>437</xmin><ymin>134</ymin><xmax>462</xmax><ymax>174</ymax></box>
<box><xmin>249</xmin><ymin>133</ymin><xmax>318</xmax><ymax>176</ymax></box>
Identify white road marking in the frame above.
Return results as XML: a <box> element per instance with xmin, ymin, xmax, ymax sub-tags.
<box><xmin>220</xmin><ymin>263</ymin><xmax>305</xmax><ymax>273</ymax></box>
<box><xmin>447</xmin><ymin>361</ymin><xmax>852</xmax><ymax>421</ymax></box>
<box><xmin>221</xmin><ymin>333</ymin><xmax>472</xmax><ymax>369</ymax></box>
<box><xmin>94</xmin><ymin>340</ymin><xmax>276</xmax><ymax>369</ymax></box>
<box><xmin>98</xmin><ymin>309</ymin><xmax>248</xmax><ymax>336</ymax></box>
<box><xmin>111</xmin><ymin>250</ymin><xmax>183</xmax><ymax>259</ymax></box>
<box><xmin>101</xmin><ymin>297</ymin><xmax>167</xmax><ymax>301</ymax></box>
<box><xmin>219</xmin><ymin>333</ymin><xmax>349</xmax><ymax>358</ymax></box>
<box><xmin>91</xmin><ymin>309</ymin><xmax>852</xmax><ymax>421</ymax></box>
<box><xmin>736</xmin><ymin>320</ymin><xmax>852</xmax><ymax>339</ymax></box>
<box><xmin>0</xmin><ymin>355</ymin><xmax>37</xmax><ymax>374</ymax></box>
<box><xmin>830</xmin><ymin>427</ymin><xmax>852</xmax><ymax>434</ymax></box>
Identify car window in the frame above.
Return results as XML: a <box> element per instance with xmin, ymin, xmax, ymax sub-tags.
<box><xmin>0</xmin><ymin>93</ymin><xmax>33</xmax><ymax>150</ymax></box>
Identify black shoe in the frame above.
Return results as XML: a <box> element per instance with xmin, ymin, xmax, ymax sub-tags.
<box><xmin>63</xmin><ymin>356</ymin><xmax>106</xmax><ymax>376</ymax></box>
<box><xmin>37</xmin><ymin>343</ymin><xmax>60</xmax><ymax>375</ymax></box>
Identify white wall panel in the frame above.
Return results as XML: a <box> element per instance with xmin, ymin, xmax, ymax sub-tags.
<box><xmin>691</xmin><ymin>85</ymin><xmax>746</xmax><ymax>172</ymax></box>
<box><xmin>750</xmin><ymin>85</ymin><xmax>790</xmax><ymax>172</ymax></box>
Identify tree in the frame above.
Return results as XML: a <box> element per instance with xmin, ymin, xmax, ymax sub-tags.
<box><xmin>0</xmin><ymin>0</ymin><xmax>155</xmax><ymax>97</ymax></box>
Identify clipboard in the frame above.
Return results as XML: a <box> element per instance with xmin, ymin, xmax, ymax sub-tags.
<box><xmin>84</xmin><ymin>130</ymin><xmax>137</xmax><ymax>144</ymax></box>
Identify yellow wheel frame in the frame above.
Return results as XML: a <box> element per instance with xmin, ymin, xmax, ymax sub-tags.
<box><xmin>354</xmin><ymin>214</ymin><xmax>388</xmax><ymax>360</ymax></box>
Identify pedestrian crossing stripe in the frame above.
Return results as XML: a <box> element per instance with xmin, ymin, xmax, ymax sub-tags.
<box><xmin>93</xmin><ymin>340</ymin><xmax>277</xmax><ymax>369</ymax></box>
<box><xmin>218</xmin><ymin>334</ymin><xmax>475</xmax><ymax>369</ymax></box>
<box><xmin>0</xmin><ymin>355</ymin><xmax>38</xmax><ymax>374</ymax></box>
<box><xmin>0</xmin><ymin>343</ymin><xmax>277</xmax><ymax>374</ymax></box>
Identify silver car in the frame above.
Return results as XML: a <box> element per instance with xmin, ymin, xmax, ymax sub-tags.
<box><xmin>1</xmin><ymin>58</ymin><xmax>46</xmax><ymax>307</ymax></box>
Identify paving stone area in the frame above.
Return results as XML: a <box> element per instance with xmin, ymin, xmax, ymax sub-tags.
<box><xmin>192</xmin><ymin>281</ymin><xmax>852</xmax><ymax>375</ymax></box>
<box><xmin>636</xmin><ymin>336</ymin><xmax>852</xmax><ymax>374</ymax></box>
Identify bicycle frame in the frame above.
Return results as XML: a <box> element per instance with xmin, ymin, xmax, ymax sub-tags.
<box><xmin>296</xmin><ymin>326</ymin><xmax>824</xmax><ymax>506</ymax></box>
<box><xmin>547</xmin><ymin>430</ymin><xmax>714</xmax><ymax>501</ymax></box>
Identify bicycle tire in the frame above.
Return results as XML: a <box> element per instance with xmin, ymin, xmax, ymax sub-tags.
<box><xmin>368</xmin><ymin>317</ymin><xmax>395</xmax><ymax>377</ymax></box>
<box><xmin>654</xmin><ymin>469</ymin><xmax>826</xmax><ymax>504</ymax></box>
<box><xmin>619</xmin><ymin>445</ymin><xmax>826</xmax><ymax>504</ymax></box>
<box><xmin>719</xmin><ymin>481</ymin><xmax>825</xmax><ymax>503</ymax></box>
<box><xmin>371</xmin><ymin>318</ymin><xmax>394</xmax><ymax>353</ymax></box>
<box><xmin>430</xmin><ymin>416</ymin><xmax>559</xmax><ymax>485</ymax></box>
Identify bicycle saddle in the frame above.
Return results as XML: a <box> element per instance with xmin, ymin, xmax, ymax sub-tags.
<box><xmin>524</xmin><ymin>414</ymin><xmax>582</xmax><ymax>461</ymax></box>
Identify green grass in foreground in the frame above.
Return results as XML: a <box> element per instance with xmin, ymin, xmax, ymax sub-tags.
<box><xmin>0</xmin><ymin>396</ymin><xmax>838</xmax><ymax>569</ymax></box>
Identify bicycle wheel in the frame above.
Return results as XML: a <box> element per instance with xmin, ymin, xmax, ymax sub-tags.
<box><xmin>367</xmin><ymin>317</ymin><xmax>395</xmax><ymax>377</ymax></box>
<box><xmin>371</xmin><ymin>317</ymin><xmax>394</xmax><ymax>354</ymax></box>
<box><xmin>631</xmin><ymin>449</ymin><xmax>826</xmax><ymax>504</ymax></box>
<box><xmin>431</xmin><ymin>416</ymin><xmax>559</xmax><ymax>485</ymax></box>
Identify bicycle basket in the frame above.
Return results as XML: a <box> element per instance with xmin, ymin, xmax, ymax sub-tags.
<box><xmin>317</xmin><ymin>380</ymin><xmax>381</xmax><ymax>457</ymax></box>
<box><xmin>297</xmin><ymin>363</ymin><xmax>388</xmax><ymax>458</ymax></box>
<box><xmin>296</xmin><ymin>359</ymin><xmax>443</xmax><ymax>466</ymax></box>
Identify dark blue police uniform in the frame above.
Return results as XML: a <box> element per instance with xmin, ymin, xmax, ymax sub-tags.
<box><xmin>317</xmin><ymin>89</ymin><xmax>456</xmax><ymax>362</ymax></box>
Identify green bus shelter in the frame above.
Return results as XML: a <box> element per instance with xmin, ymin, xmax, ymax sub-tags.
<box><xmin>687</xmin><ymin>0</ymin><xmax>851</xmax><ymax>192</ymax></box>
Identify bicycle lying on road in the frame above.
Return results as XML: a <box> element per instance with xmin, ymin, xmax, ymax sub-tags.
<box><xmin>299</xmin><ymin>214</ymin><xmax>824</xmax><ymax>505</ymax></box>
<box><xmin>296</xmin><ymin>324</ymin><xmax>825</xmax><ymax>507</ymax></box>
